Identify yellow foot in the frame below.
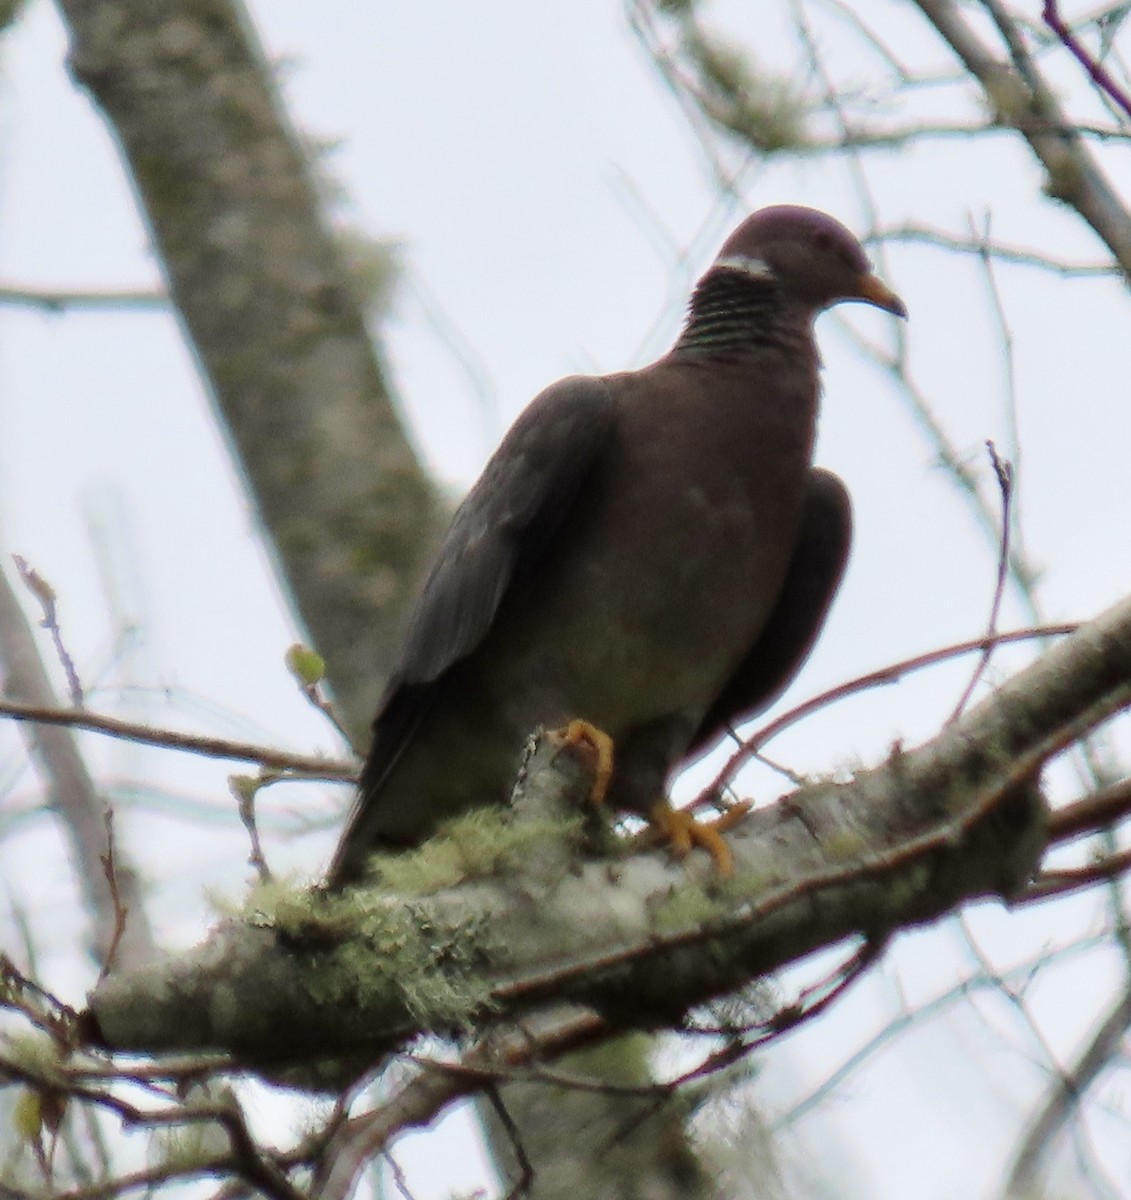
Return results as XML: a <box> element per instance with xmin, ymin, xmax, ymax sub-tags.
<box><xmin>548</xmin><ymin>719</ymin><xmax>615</xmax><ymax>808</ymax></box>
<box><xmin>648</xmin><ymin>799</ymin><xmax>751</xmax><ymax>877</ymax></box>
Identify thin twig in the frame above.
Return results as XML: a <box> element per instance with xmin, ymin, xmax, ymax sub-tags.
<box><xmin>684</xmin><ymin>935</ymin><xmax>884</xmax><ymax>1045</ymax></box>
<box><xmin>704</xmin><ymin>622</ymin><xmax>1076</xmax><ymax>801</ymax></box>
<box><xmin>913</xmin><ymin>0</ymin><xmax>1131</xmax><ymax>279</ymax></box>
<box><xmin>873</xmin><ymin>223</ymin><xmax>1119</xmax><ymax>276</ymax></box>
<box><xmin>231</xmin><ymin>774</ymin><xmax>273</xmax><ymax>883</ymax></box>
<box><xmin>0</xmin><ymin>697</ymin><xmax>357</xmax><ymax>779</ymax></box>
<box><xmin>1047</xmin><ymin>776</ymin><xmax>1131</xmax><ymax>843</ymax></box>
<box><xmin>776</xmin><ymin>933</ymin><xmax>1112</xmax><ymax>1129</ymax></box>
<box><xmin>0</xmin><ymin>953</ymin><xmax>82</xmax><ymax>1043</ymax></box>
<box><xmin>97</xmin><ymin>810</ymin><xmax>128</xmax><ymax>982</ymax></box>
<box><xmin>14</xmin><ymin>555</ymin><xmax>84</xmax><ymax>706</ymax></box>
<box><xmin>486</xmin><ymin>1084</ymin><xmax>535</xmax><ymax>1200</ymax></box>
<box><xmin>0</xmin><ymin>284</ymin><xmax>165</xmax><ymax>311</ymax></box>
<box><xmin>593</xmin><ymin>936</ymin><xmax>885</xmax><ymax>1151</ymax></box>
<box><xmin>1004</xmin><ymin>983</ymin><xmax>1131</xmax><ymax>1197</ymax></box>
<box><xmin>947</xmin><ymin>442</ymin><xmax>1014</xmax><ymax>722</ymax></box>
<box><xmin>0</xmin><ymin>558</ymin><xmax>156</xmax><ymax>967</ymax></box>
<box><xmin>314</xmin><ymin>1006</ymin><xmax>608</xmax><ymax>1200</ymax></box>
<box><xmin>382</xmin><ymin>1152</ymin><xmax>417</xmax><ymax>1200</ymax></box>
<box><xmin>1044</xmin><ymin>0</ymin><xmax>1131</xmax><ymax>118</ymax></box>
<box><xmin>1023</xmin><ymin>849</ymin><xmax>1131</xmax><ymax>902</ymax></box>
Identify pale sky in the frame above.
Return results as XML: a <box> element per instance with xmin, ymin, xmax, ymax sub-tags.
<box><xmin>1</xmin><ymin>2</ymin><xmax>1130</xmax><ymax>1197</ymax></box>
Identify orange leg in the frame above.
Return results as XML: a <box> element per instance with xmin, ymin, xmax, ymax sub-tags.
<box><xmin>548</xmin><ymin>719</ymin><xmax>615</xmax><ymax>808</ymax></box>
<box><xmin>647</xmin><ymin>799</ymin><xmax>751</xmax><ymax>877</ymax></box>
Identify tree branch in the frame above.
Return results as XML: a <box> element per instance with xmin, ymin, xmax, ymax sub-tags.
<box><xmin>81</xmin><ymin>592</ymin><xmax>1131</xmax><ymax>1072</ymax></box>
<box><xmin>0</xmin><ymin>697</ymin><xmax>357</xmax><ymax>779</ymax></box>
<box><xmin>1003</xmin><ymin>983</ymin><xmax>1131</xmax><ymax>1198</ymax></box>
<box><xmin>52</xmin><ymin>0</ymin><xmax>445</xmax><ymax>739</ymax></box>
<box><xmin>912</xmin><ymin>0</ymin><xmax>1131</xmax><ymax>281</ymax></box>
<box><xmin>0</xmin><ymin>560</ymin><xmax>156</xmax><ymax>970</ymax></box>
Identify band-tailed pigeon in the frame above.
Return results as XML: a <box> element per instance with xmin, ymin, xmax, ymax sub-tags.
<box><xmin>328</xmin><ymin>206</ymin><xmax>905</xmax><ymax>888</ymax></box>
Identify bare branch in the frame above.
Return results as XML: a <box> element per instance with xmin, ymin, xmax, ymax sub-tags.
<box><xmin>912</xmin><ymin>0</ymin><xmax>1131</xmax><ymax>280</ymax></box>
<box><xmin>0</xmin><ymin>697</ymin><xmax>357</xmax><ymax>780</ymax></box>
<box><xmin>230</xmin><ymin>773</ymin><xmax>274</xmax><ymax>884</ymax></box>
<box><xmin>85</xmin><ymin>594</ymin><xmax>1131</xmax><ymax>1070</ymax></box>
<box><xmin>1047</xmin><ymin>776</ymin><xmax>1131</xmax><ymax>843</ymax></box>
<box><xmin>0</xmin><ymin>283</ymin><xmax>165</xmax><ymax>311</ymax></box>
<box><xmin>53</xmin><ymin>0</ymin><xmax>445</xmax><ymax>738</ymax></box>
<box><xmin>1043</xmin><ymin>0</ymin><xmax>1131</xmax><ymax>119</ymax></box>
<box><xmin>1003</xmin><ymin>984</ymin><xmax>1131</xmax><ymax>1198</ymax></box>
<box><xmin>706</xmin><ymin>623</ymin><xmax>1076</xmax><ymax>799</ymax></box>
<box><xmin>315</xmin><ymin>1006</ymin><xmax>608</xmax><ymax>1200</ymax></box>
<box><xmin>873</xmin><ymin>222</ymin><xmax>1122</xmax><ymax>275</ymax></box>
<box><xmin>97</xmin><ymin>811</ymin><xmax>129</xmax><ymax>982</ymax></box>
<box><xmin>0</xmin><ymin>560</ymin><xmax>156</xmax><ymax>970</ymax></box>
<box><xmin>948</xmin><ymin>443</ymin><xmax>1014</xmax><ymax>722</ymax></box>
<box><xmin>776</xmin><ymin>932</ymin><xmax>1112</xmax><ymax>1129</ymax></box>
<box><xmin>13</xmin><ymin>555</ymin><xmax>84</xmax><ymax>707</ymax></box>
<box><xmin>1024</xmin><ymin>848</ymin><xmax>1131</xmax><ymax>901</ymax></box>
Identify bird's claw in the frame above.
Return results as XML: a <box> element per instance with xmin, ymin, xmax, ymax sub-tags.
<box><xmin>548</xmin><ymin>719</ymin><xmax>615</xmax><ymax>808</ymax></box>
<box><xmin>648</xmin><ymin>799</ymin><xmax>751</xmax><ymax>877</ymax></box>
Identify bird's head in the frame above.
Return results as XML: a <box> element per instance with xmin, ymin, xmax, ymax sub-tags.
<box><xmin>712</xmin><ymin>206</ymin><xmax>907</xmax><ymax>319</ymax></box>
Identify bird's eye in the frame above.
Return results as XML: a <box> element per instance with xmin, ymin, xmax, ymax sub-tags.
<box><xmin>814</xmin><ymin>232</ymin><xmax>857</xmax><ymax>270</ymax></box>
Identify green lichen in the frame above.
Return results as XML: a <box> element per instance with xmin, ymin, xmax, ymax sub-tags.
<box><xmin>233</xmin><ymin>877</ymin><xmax>499</xmax><ymax>1032</ymax></box>
<box><xmin>720</xmin><ymin>867</ymin><xmax>772</xmax><ymax>900</ymax></box>
<box><xmin>222</xmin><ymin>806</ymin><xmax>584</xmax><ymax>1033</ymax></box>
<box><xmin>153</xmin><ymin>1121</ymin><xmax>226</xmax><ymax>1174</ymax></box>
<box><xmin>824</xmin><ymin>830</ymin><xmax>866</xmax><ymax>862</ymax></box>
<box><xmin>3</xmin><ymin>1032</ymin><xmax>64</xmax><ymax>1087</ymax></box>
<box><xmin>685</xmin><ymin>30</ymin><xmax>807</xmax><ymax>152</ymax></box>
<box><xmin>223</xmin><ymin>874</ymin><xmax>319</xmax><ymax>934</ymax></box>
<box><xmin>650</xmin><ymin>879</ymin><xmax>729</xmax><ymax>933</ymax></box>
<box><xmin>312</xmin><ymin>898</ymin><xmax>497</xmax><ymax>1029</ymax></box>
<box><xmin>361</xmin><ymin>807</ymin><xmax>585</xmax><ymax>895</ymax></box>
<box><xmin>882</xmin><ymin>863</ymin><xmax>932</xmax><ymax>911</ymax></box>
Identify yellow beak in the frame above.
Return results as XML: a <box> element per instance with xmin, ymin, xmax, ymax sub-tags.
<box><xmin>854</xmin><ymin>272</ymin><xmax>907</xmax><ymax>318</ymax></box>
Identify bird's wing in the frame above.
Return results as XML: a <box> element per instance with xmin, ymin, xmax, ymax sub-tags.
<box><xmin>688</xmin><ymin>467</ymin><xmax>852</xmax><ymax>757</ymax></box>
<box><xmin>397</xmin><ymin>375</ymin><xmax>617</xmax><ymax>687</ymax></box>
<box><xmin>329</xmin><ymin>377</ymin><xmax>617</xmax><ymax>882</ymax></box>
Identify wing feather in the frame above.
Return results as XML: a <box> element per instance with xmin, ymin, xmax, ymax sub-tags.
<box><xmin>688</xmin><ymin>468</ymin><xmax>851</xmax><ymax>756</ymax></box>
<box><xmin>399</xmin><ymin>375</ymin><xmax>617</xmax><ymax>683</ymax></box>
<box><xmin>328</xmin><ymin>376</ymin><xmax>617</xmax><ymax>883</ymax></box>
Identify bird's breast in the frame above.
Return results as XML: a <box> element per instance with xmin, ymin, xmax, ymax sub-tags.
<box><xmin>492</xmin><ymin>364</ymin><xmax>818</xmax><ymax>734</ymax></box>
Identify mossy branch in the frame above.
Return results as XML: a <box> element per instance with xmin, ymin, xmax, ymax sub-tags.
<box><xmin>76</xmin><ymin>593</ymin><xmax>1131</xmax><ymax>1083</ymax></box>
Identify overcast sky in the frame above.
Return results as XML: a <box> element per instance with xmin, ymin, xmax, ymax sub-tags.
<box><xmin>1</xmin><ymin>3</ymin><xmax>1130</xmax><ymax>1197</ymax></box>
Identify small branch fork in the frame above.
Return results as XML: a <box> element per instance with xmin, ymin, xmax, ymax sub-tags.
<box><xmin>947</xmin><ymin>441</ymin><xmax>1014</xmax><ymax>723</ymax></box>
<box><xmin>704</xmin><ymin>621</ymin><xmax>1075</xmax><ymax>802</ymax></box>
<box><xmin>313</xmin><ymin>939</ymin><xmax>882</xmax><ymax>1200</ymax></box>
<box><xmin>1023</xmin><ymin>777</ymin><xmax>1131</xmax><ymax>902</ymax></box>
<box><xmin>0</xmin><ymin>970</ymin><xmax>303</xmax><ymax>1200</ymax></box>
<box><xmin>8</xmin><ymin>600</ymin><xmax>1131</xmax><ymax>1197</ymax></box>
<box><xmin>0</xmin><ymin>624</ymin><xmax>1075</xmax><ymax>820</ymax></box>
<box><xmin>13</xmin><ymin>555</ymin><xmax>84</xmax><ymax>707</ymax></box>
<box><xmin>7</xmin><ymin>799</ymin><xmax>1130</xmax><ymax>1197</ymax></box>
<box><xmin>1043</xmin><ymin>0</ymin><xmax>1131</xmax><ymax>120</ymax></box>
<box><xmin>44</xmin><ymin>756</ymin><xmax>1131</xmax><ymax>1196</ymax></box>
<box><xmin>97</xmin><ymin>812</ymin><xmax>128</xmax><ymax>982</ymax></box>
